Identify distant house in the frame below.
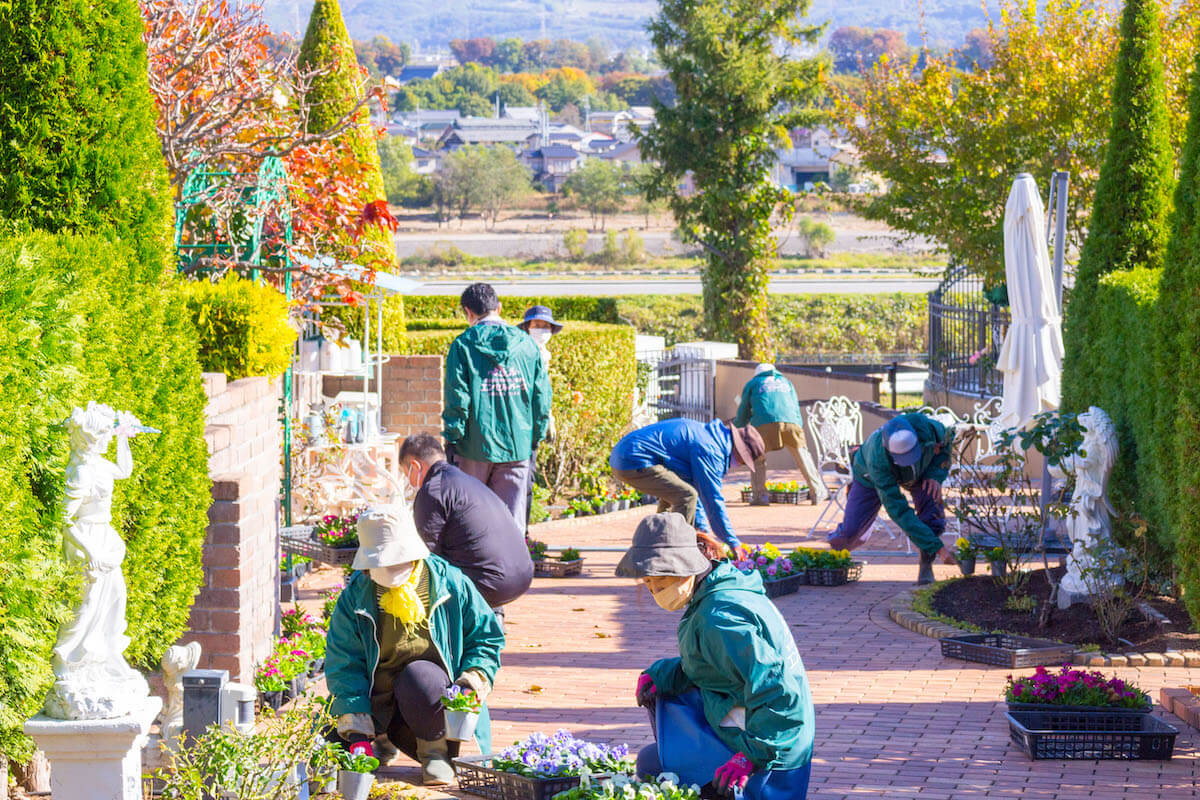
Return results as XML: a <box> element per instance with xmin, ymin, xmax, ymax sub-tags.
<box><xmin>502</xmin><ymin>106</ymin><xmax>541</xmax><ymax>123</ymax></box>
<box><xmin>597</xmin><ymin>139</ymin><xmax>643</xmax><ymax>166</ymax></box>
<box><xmin>396</xmin><ymin>63</ymin><xmax>445</xmax><ymax>84</ymax></box>
<box><xmin>410</xmin><ymin>147</ymin><xmax>440</xmax><ymax>175</ymax></box>
<box><xmin>438</xmin><ymin>117</ymin><xmax>539</xmax><ymax>150</ymax></box>
<box><xmin>525</xmin><ymin>145</ymin><xmax>585</xmax><ymax>192</ymax></box>
<box><xmin>771</xmin><ymin>125</ymin><xmax>855</xmax><ymax>190</ymax></box>
<box><xmin>587</xmin><ymin>110</ymin><xmax>633</xmax><ymax>138</ymax></box>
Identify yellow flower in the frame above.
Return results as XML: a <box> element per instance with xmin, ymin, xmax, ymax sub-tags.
<box><xmin>762</xmin><ymin>542</ymin><xmax>782</xmax><ymax>559</ymax></box>
<box><xmin>955</xmin><ymin>537</ymin><xmax>969</xmax><ymax>548</ymax></box>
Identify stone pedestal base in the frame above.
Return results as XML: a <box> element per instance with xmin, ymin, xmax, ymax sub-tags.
<box><xmin>24</xmin><ymin>696</ymin><xmax>161</xmax><ymax>800</ymax></box>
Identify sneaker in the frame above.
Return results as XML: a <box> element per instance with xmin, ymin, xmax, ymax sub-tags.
<box><xmin>917</xmin><ymin>550</ymin><xmax>936</xmax><ymax>585</ymax></box>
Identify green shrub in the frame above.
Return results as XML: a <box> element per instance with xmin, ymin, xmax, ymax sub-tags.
<box><xmin>563</xmin><ymin>228</ymin><xmax>588</xmax><ymax>261</ymax></box>
<box><xmin>405</xmin><ymin>326</ymin><xmax>466</xmax><ymax>355</ymax></box>
<box><xmin>0</xmin><ymin>232</ymin><xmax>209</xmax><ymax>759</ymax></box>
<box><xmin>0</xmin><ymin>0</ymin><xmax>173</xmax><ymax>277</ymax></box>
<box><xmin>182</xmin><ymin>276</ymin><xmax>297</xmax><ymax>379</ymax></box>
<box><xmin>1062</xmin><ymin>0</ymin><xmax>1173</xmax><ymax>412</ymax></box>
<box><xmin>404</xmin><ymin>295</ymin><xmax>620</xmax><ymax>325</ymax></box>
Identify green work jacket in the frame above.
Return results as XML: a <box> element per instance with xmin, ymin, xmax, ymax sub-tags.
<box><xmin>324</xmin><ymin>556</ymin><xmax>504</xmax><ymax>753</ymax></box>
<box><xmin>644</xmin><ymin>563</ymin><xmax>815</xmax><ymax>771</ymax></box>
<box><xmin>733</xmin><ymin>369</ymin><xmax>802</xmax><ymax>429</ymax></box>
<box><xmin>442</xmin><ymin>321</ymin><xmax>552</xmax><ymax>463</ymax></box>
<box><xmin>851</xmin><ymin>413</ymin><xmax>954</xmax><ymax>555</ymax></box>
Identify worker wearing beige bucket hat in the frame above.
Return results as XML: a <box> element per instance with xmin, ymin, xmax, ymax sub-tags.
<box><xmin>326</xmin><ymin>505</ymin><xmax>504</xmax><ymax>786</ymax></box>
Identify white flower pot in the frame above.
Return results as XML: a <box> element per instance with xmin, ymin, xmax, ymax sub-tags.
<box><xmin>337</xmin><ymin>770</ymin><xmax>374</xmax><ymax>800</ymax></box>
<box><xmin>444</xmin><ymin>709</ymin><xmax>480</xmax><ymax>742</ymax></box>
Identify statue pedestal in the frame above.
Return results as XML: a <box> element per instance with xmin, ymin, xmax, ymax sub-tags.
<box><xmin>24</xmin><ymin>696</ymin><xmax>161</xmax><ymax>800</ymax></box>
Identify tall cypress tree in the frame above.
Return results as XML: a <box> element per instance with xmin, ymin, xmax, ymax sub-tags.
<box><xmin>1158</xmin><ymin>40</ymin><xmax>1200</xmax><ymax>623</ymax></box>
<box><xmin>1061</xmin><ymin>0</ymin><xmax>1173</xmax><ymax>411</ymax></box>
<box><xmin>298</xmin><ymin>0</ymin><xmax>396</xmax><ymax>268</ymax></box>
<box><xmin>0</xmin><ymin>0</ymin><xmax>174</xmax><ymax>278</ymax></box>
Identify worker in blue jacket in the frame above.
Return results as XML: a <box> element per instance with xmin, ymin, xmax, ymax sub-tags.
<box><xmin>610</xmin><ymin>418</ymin><xmax>764</xmax><ymax>553</ymax></box>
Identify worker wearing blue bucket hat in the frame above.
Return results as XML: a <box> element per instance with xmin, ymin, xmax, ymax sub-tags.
<box><xmin>826</xmin><ymin>413</ymin><xmax>957</xmax><ymax>584</ymax></box>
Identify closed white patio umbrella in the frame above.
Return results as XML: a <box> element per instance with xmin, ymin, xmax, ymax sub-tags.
<box><xmin>996</xmin><ymin>173</ymin><xmax>1063</xmax><ymax>431</ymax></box>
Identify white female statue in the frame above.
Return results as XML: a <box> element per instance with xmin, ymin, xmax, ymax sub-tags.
<box><xmin>1052</xmin><ymin>406</ymin><xmax>1120</xmax><ymax>599</ymax></box>
<box><xmin>44</xmin><ymin>402</ymin><xmax>152</xmax><ymax>720</ymax></box>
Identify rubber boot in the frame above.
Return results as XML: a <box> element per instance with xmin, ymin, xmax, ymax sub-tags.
<box><xmin>373</xmin><ymin>733</ymin><xmax>399</xmax><ymax>765</ymax></box>
<box><xmin>917</xmin><ymin>550</ymin><xmax>936</xmax><ymax>585</ymax></box>
<box><xmin>749</xmin><ymin>493</ymin><xmax>771</xmax><ymax>506</ymax></box>
<box><xmin>416</xmin><ymin>737</ymin><xmax>456</xmax><ymax>787</ymax></box>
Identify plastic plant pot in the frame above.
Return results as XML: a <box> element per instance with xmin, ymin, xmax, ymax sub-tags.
<box><xmin>990</xmin><ymin>561</ymin><xmax>1007</xmax><ymax>577</ymax></box>
<box><xmin>959</xmin><ymin>556</ymin><xmax>976</xmax><ymax>576</ymax></box>
<box><xmin>260</xmin><ymin>690</ymin><xmax>284</xmax><ymax>711</ymax></box>
<box><xmin>337</xmin><ymin>770</ymin><xmax>374</xmax><ymax>800</ymax></box>
<box><xmin>445</xmin><ymin>709</ymin><xmax>480</xmax><ymax>742</ymax></box>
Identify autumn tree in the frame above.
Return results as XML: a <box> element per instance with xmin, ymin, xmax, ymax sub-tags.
<box><xmin>355</xmin><ymin>35</ymin><xmax>410</xmax><ymax>78</ymax></box>
<box><xmin>838</xmin><ymin>0</ymin><xmax>1200</xmax><ymax>285</ymax></box>
<box><xmin>298</xmin><ymin>0</ymin><xmax>396</xmax><ymax>269</ymax></box>
<box><xmin>639</xmin><ymin>0</ymin><xmax>823</xmax><ymax>359</ymax></box>
<box><xmin>828</xmin><ymin>26</ymin><xmax>910</xmax><ymax>73</ymax></box>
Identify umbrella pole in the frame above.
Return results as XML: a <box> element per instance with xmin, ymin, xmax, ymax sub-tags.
<box><xmin>1040</xmin><ymin>171</ymin><xmax>1071</xmax><ymax>550</ymax></box>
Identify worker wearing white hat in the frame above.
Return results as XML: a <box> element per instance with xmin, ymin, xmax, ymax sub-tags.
<box><xmin>325</xmin><ymin>505</ymin><xmax>504</xmax><ymax>785</ymax></box>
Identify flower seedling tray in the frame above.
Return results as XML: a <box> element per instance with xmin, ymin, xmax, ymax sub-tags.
<box><xmin>533</xmin><ymin>558</ymin><xmax>584</xmax><ymax>578</ymax></box>
<box><xmin>281</xmin><ymin>525</ymin><xmax>358</xmax><ymax>566</ymax></box>
<box><xmin>940</xmin><ymin>633</ymin><xmax>1076</xmax><ymax>668</ymax></box>
<box><xmin>453</xmin><ymin>756</ymin><xmax>598</xmax><ymax>800</ymax></box>
<box><xmin>762</xmin><ymin>572</ymin><xmax>807</xmax><ymax>598</ymax></box>
<box><xmin>740</xmin><ymin>489</ymin><xmax>754</xmax><ymax>503</ymax></box>
<box><xmin>1007</xmin><ymin>702</ymin><xmax>1152</xmax><ymax>716</ymax></box>
<box><xmin>807</xmin><ymin>562</ymin><xmax>864</xmax><ymax>586</ymax></box>
<box><xmin>1007</xmin><ymin>710</ymin><xmax>1178</xmax><ymax>760</ymax></box>
<box><xmin>768</xmin><ymin>489</ymin><xmax>811</xmax><ymax>504</ymax></box>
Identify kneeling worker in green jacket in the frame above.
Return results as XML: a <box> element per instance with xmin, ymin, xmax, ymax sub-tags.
<box><xmin>325</xmin><ymin>505</ymin><xmax>504</xmax><ymax>786</ymax></box>
<box><xmin>619</xmin><ymin>513</ymin><xmax>815</xmax><ymax>799</ymax></box>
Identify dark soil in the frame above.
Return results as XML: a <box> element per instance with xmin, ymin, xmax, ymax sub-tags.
<box><xmin>931</xmin><ymin>567</ymin><xmax>1199</xmax><ymax>651</ymax></box>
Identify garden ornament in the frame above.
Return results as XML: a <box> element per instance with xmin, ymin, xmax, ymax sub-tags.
<box><xmin>160</xmin><ymin>642</ymin><xmax>201</xmax><ymax>742</ymax></box>
<box><xmin>1051</xmin><ymin>406</ymin><xmax>1119</xmax><ymax>602</ymax></box>
<box><xmin>44</xmin><ymin>402</ymin><xmax>152</xmax><ymax>720</ymax></box>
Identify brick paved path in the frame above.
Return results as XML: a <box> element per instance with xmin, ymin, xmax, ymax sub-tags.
<box><xmin>298</xmin><ymin>482</ymin><xmax>1200</xmax><ymax>798</ymax></box>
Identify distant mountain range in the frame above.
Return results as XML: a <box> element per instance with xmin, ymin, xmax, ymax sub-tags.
<box><xmin>262</xmin><ymin>0</ymin><xmax>991</xmax><ymax>53</ymax></box>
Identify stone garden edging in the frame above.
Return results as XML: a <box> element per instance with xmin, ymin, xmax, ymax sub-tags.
<box><xmin>1160</xmin><ymin>688</ymin><xmax>1200</xmax><ymax>730</ymax></box>
<box><xmin>887</xmin><ymin>589</ymin><xmax>1200</xmax><ymax>668</ymax></box>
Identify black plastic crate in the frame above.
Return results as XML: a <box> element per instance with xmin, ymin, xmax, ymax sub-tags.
<box><xmin>1007</xmin><ymin>710</ymin><xmax>1178</xmax><ymax>760</ymax></box>
<box><xmin>280</xmin><ymin>526</ymin><xmax>358</xmax><ymax>566</ymax></box>
<box><xmin>533</xmin><ymin>558</ymin><xmax>584</xmax><ymax>578</ymax></box>
<box><xmin>940</xmin><ymin>633</ymin><xmax>1076</xmax><ymax>668</ymax></box>
<box><xmin>807</xmin><ymin>562</ymin><xmax>863</xmax><ymax>586</ymax></box>
<box><xmin>763</xmin><ymin>572</ymin><xmax>807</xmax><ymax>598</ymax></box>
<box><xmin>453</xmin><ymin>756</ymin><xmax>592</xmax><ymax>800</ymax></box>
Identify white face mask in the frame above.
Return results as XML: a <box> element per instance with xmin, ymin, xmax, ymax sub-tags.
<box><xmin>370</xmin><ymin>562</ymin><xmax>415</xmax><ymax>587</ymax></box>
<box><xmin>529</xmin><ymin>330</ymin><xmax>552</xmax><ymax>347</ymax></box>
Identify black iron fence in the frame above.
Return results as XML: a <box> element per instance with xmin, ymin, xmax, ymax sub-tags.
<box><xmin>641</xmin><ymin>350</ymin><xmax>715</xmax><ymax>422</ymax></box>
<box><xmin>927</xmin><ymin>266</ymin><xmax>1009</xmax><ymax>398</ymax></box>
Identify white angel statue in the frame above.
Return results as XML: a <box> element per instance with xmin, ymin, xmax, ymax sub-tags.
<box><xmin>44</xmin><ymin>402</ymin><xmax>152</xmax><ymax>720</ymax></box>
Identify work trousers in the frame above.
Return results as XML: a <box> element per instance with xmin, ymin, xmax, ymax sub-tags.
<box><xmin>612</xmin><ymin>465</ymin><xmax>698</xmax><ymax>525</ymax></box>
<box><xmin>750</xmin><ymin>422</ymin><xmax>829</xmax><ymax>504</ymax></box>
<box><xmin>329</xmin><ymin>659</ymin><xmax>459</xmax><ymax>761</ymax></box>
<box><xmin>455</xmin><ymin>456</ymin><xmax>531</xmax><ymax>529</ymax></box>
<box><xmin>831</xmin><ymin>478</ymin><xmax>945</xmax><ymax>554</ymax></box>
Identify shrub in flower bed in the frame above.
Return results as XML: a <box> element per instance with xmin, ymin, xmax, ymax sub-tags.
<box><xmin>555</xmin><ymin>773</ymin><xmax>701</xmax><ymax>800</ymax></box>
<box><xmin>1006</xmin><ymin>665</ymin><xmax>1151</xmax><ymax>710</ymax></box>
<box><xmin>492</xmin><ymin>730</ymin><xmax>632</xmax><ymax>778</ymax></box>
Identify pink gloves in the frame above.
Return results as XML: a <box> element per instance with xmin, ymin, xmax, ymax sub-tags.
<box><xmin>349</xmin><ymin>741</ymin><xmax>375</xmax><ymax>758</ymax></box>
<box><xmin>713</xmin><ymin>752</ymin><xmax>754</xmax><ymax>793</ymax></box>
<box><xmin>635</xmin><ymin>673</ymin><xmax>657</xmax><ymax>708</ymax></box>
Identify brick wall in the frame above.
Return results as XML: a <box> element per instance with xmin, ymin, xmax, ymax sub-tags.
<box><xmin>323</xmin><ymin>354</ymin><xmax>444</xmax><ymax>438</ymax></box>
<box><xmin>183</xmin><ymin>373</ymin><xmax>281</xmax><ymax>680</ymax></box>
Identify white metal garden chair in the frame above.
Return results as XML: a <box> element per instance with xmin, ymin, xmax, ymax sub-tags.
<box><xmin>805</xmin><ymin>396</ymin><xmax>900</xmax><ymax>550</ymax></box>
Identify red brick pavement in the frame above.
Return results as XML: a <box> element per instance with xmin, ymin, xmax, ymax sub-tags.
<box><xmin>295</xmin><ymin>480</ymin><xmax>1200</xmax><ymax>798</ymax></box>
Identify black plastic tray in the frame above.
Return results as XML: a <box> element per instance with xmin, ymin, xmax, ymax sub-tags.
<box><xmin>1007</xmin><ymin>710</ymin><xmax>1177</xmax><ymax>760</ymax></box>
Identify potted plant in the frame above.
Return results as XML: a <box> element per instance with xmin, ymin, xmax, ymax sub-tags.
<box><xmin>441</xmin><ymin>684</ymin><xmax>483</xmax><ymax>742</ymax></box>
<box><xmin>734</xmin><ymin>543</ymin><xmax>806</xmax><ymax>598</ymax></box>
<box><xmin>739</xmin><ymin>484</ymin><xmax>754</xmax><ymax>503</ymax></box>
<box><xmin>308</xmin><ymin>740</ymin><xmax>341</xmax><ymax>796</ymax></box>
<box><xmin>567</xmin><ymin>497</ymin><xmax>593</xmax><ymax>518</ymax></box>
<box><xmin>954</xmin><ymin>537</ymin><xmax>976</xmax><ymax>575</ymax></box>
<box><xmin>536</xmin><ymin>546</ymin><xmax>585</xmax><ymax>578</ymax></box>
<box><xmin>254</xmin><ymin>658</ymin><xmax>287</xmax><ymax>711</ymax></box>
<box><xmin>1005</xmin><ymin>665</ymin><xmax>1151</xmax><ymax>714</ymax></box>
<box><xmin>527</xmin><ymin>538</ymin><xmax>549</xmax><ymax>561</ymax></box>
<box><xmin>313</xmin><ymin>512</ymin><xmax>360</xmax><ymax>549</ymax></box>
<box><xmin>554</xmin><ymin>774</ymin><xmax>702</xmax><ymax>800</ymax></box>
<box><xmin>454</xmin><ymin>729</ymin><xmax>632</xmax><ymax>798</ymax></box>
<box><xmin>335</xmin><ymin>746</ymin><xmax>379</xmax><ymax>800</ymax></box>
<box><xmin>985</xmin><ymin>546</ymin><xmax>1008</xmax><ymax>577</ymax></box>
<box><xmin>805</xmin><ymin>548</ymin><xmax>863</xmax><ymax>586</ymax></box>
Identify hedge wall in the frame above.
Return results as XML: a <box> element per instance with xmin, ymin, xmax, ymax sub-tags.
<box><xmin>0</xmin><ymin>233</ymin><xmax>209</xmax><ymax>758</ymax></box>
<box><xmin>183</xmin><ymin>276</ymin><xmax>298</xmax><ymax>379</ymax></box>
<box><xmin>404</xmin><ymin>295</ymin><xmax>621</xmax><ymax>324</ymax></box>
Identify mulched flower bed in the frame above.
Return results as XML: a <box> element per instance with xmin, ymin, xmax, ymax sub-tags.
<box><xmin>931</xmin><ymin>568</ymin><xmax>1199</xmax><ymax>652</ymax></box>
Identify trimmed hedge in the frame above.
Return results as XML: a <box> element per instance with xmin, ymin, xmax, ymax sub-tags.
<box><xmin>404</xmin><ymin>295</ymin><xmax>621</xmax><ymax>324</ymax></box>
<box><xmin>0</xmin><ymin>233</ymin><xmax>209</xmax><ymax>758</ymax></box>
<box><xmin>183</xmin><ymin>276</ymin><xmax>298</xmax><ymax>379</ymax></box>
<box><xmin>617</xmin><ymin>293</ymin><xmax>928</xmax><ymax>353</ymax></box>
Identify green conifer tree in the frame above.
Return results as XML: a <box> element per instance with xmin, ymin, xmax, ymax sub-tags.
<box><xmin>0</xmin><ymin>0</ymin><xmax>174</xmax><ymax>278</ymax></box>
<box><xmin>298</xmin><ymin>0</ymin><xmax>396</xmax><ymax>268</ymax></box>
<box><xmin>1061</xmin><ymin>0</ymin><xmax>1173</xmax><ymax>411</ymax></box>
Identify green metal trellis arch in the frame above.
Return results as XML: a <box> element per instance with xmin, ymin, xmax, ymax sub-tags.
<box><xmin>173</xmin><ymin>155</ymin><xmax>297</xmax><ymax>526</ymax></box>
